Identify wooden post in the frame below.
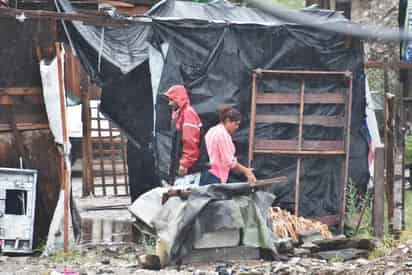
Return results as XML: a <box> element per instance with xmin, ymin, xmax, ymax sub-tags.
<box><xmin>248</xmin><ymin>73</ymin><xmax>257</xmax><ymax>168</ymax></box>
<box><xmin>339</xmin><ymin>73</ymin><xmax>353</xmax><ymax>233</ymax></box>
<box><xmin>373</xmin><ymin>145</ymin><xmax>385</xmax><ymax>239</ymax></box>
<box><xmin>295</xmin><ymin>80</ymin><xmax>305</xmax><ymax>216</ymax></box>
<box><xmin>56</xmin><ymin>43</ymin><xmax>70</xmax><ymax>253</ymax></box>
<box><xmin>335</xmin><ymin>0</ymin><xmax>352</xmax><ymax>19</ymax></box>
<box><xmin>81</xmin><ymin>77</ymin><xmax>93</xmax><ymax>197</ymax></box>
<box><xmin>384</xmin><ymin>92</ymin><xmax>395</xmax><ymax>233</ymax></box>
<box><xmin>393</xmin><ymin>166</ymin><xmax>403</xmax><ymax>237</ymax></box>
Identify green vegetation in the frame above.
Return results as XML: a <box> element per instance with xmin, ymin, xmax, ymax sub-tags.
<box><xmin>50</xmin><ymin>250</ymin><xmax>84</xmax><ymax>264</ymax></box>
<box><xmin>344</xmin><ymin>178</ymin><xmax>412</xmax><ymax>259</ymax></box>
<box><xmin>405</xmin><ymin>135</ymin><xmax>412</xmax><ymax>165</ymax></box>
<box><xmin>344</xmin><ymin>179</ymin><xmax>373</xmax><ymax>238</ymax></box>
<box><xmin>328</xmin><ymin>255</ymin><xmax>345</xmax><ymax>263</ymax></box>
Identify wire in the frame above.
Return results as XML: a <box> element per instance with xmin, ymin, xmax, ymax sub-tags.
<box><xmin>246</xmin><ymin>0</ymin><xmax>412</xmax><ymax>42</ymax></box>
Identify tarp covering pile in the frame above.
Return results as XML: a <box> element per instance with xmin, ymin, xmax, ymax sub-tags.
<box><xmin>58</xmin><ymin>0</ymin><xmax>369</xmax><ymax>219</ymax></box>
<box><xmin>129</xmin><ymin>183</ymin><xmax>276</xmax><ymax>263</ymax></box>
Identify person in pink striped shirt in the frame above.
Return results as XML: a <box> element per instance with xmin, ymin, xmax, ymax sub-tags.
<box><xmin>200</xmin><ymin>107</ymin><xmax>257</xmax><ymax>185</ymax></box>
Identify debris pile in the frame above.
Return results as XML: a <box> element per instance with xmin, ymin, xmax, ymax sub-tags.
<box><xmin>270</xmin><ymin>207</ymin><xmax>333</xmax><ymax>241</ymax></box>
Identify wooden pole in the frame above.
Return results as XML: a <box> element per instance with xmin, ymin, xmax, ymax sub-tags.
<box><xmin>248</xmin><ymin>73</ymin><xmax>257</xmax><ymax>168</ymax></box>
<box><xmin>56</xmin><ymin>43</ymin><xmax>70</xmax><ymax>253</ymax></box>
<box><xmin>335</xmin><ymin>0</ymin><xmax>352</xmax><ymax>19</ymax></box>
<box><xmin>373</xmin><ymin>145</ymin><xmax>385</xmax><ymax>239</ymax></box>
<box><xmin>339</xmin><ymin>74</ymin><xmax>353</xmax><ymax>233</ymax></box>
<box><xmin>384</xmin><ymin>92</ymin><xmax>395</xmax><ymax>233</ymax></box>
<box><xmin>295</xmin><ymin>80</ymin><xmax>305</xmax><ymax>216</ymax></box>
<box><xmin>81</xmin><ymin>76</ymin><xmax>93</xmax><ymax>197</ymax></box>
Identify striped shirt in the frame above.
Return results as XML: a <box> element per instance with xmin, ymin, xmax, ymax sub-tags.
<box><xmin>205</xmin><ymin>123</ymin><xmax>237</xmax><ymax>183</ymax></box>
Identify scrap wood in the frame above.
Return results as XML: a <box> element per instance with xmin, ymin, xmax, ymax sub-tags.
<box><xmin>270</xmin><ymin>207</ymin><xmax>333</xmax><ymax>241</ymax></box>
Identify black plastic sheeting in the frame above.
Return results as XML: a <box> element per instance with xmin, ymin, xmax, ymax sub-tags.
<box><xmin>152</xmin><ymin>22</ymin><xmax>367</xmax><ymax>218</ymax></box>
<box><xmin>59</xmin><ymin>0</ymin><xmax>368</xmax><ymax>218</ymax></box>
<box><xmin>99</xmin><ymin>61</ymin><xmax>160</xmax><ymax>200</ymax></box>
<box><xmin>56</xmin><ymin>0</ymin><xmax>348</xmax><ymax>86</ymax></box>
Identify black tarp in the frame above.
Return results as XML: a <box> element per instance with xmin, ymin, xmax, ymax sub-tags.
<box><xmin>59</xmin><ymin>0</ymin><xmax>368</xmax><ymax>219</ymax></box>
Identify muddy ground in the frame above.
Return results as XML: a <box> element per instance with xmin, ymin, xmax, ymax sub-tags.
<box><xmin>1</xmin><ymin>240</ymin><xmax>412</xmax><ymax>275</ymax></box>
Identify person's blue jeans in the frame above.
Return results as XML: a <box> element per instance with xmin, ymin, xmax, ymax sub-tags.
<box><xmin>199</xmin><ymin>171</ymin><xmax>221</xmax><ymax>186</ymax></box>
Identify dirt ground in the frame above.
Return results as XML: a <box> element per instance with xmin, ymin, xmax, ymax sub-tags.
<box><xmin>1</xmin><ymin>240</ymin><xmax>412</xmax><ymax>275</ymax></box>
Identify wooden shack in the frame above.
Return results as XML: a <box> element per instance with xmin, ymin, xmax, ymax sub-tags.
<box><xmin>0</xmin><ymin>0</ymin><xmax>159</xmax><ymax>246</ymax></box>
<box><xmin>0</xmin><ymin>2</ymin><xmax>60</xmax><ymax>245</ymax></box>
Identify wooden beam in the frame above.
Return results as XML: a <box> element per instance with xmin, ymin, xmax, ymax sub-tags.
<box><xmin>0</xmin><ymin>87</ymin><xmax>42</xmax><ymax>96</ymax></box>
<box><xmin>255</xmin><ymin>114</ymin><xmax>344</xmax><ymax>128</ymax></box>
<box><xmin>253</xmin><ymin>149</ymin><xmax>345</xmax><ymax>155</ymax></box>
<box><xmin>0</xmin><ymin>95</ymin><xmax>43</xmax><ymax>105</ymax></box>
<box><xmin>254</xmin><ymin>139</ymin><xmax>344</xmax><ymax>151</ymax></box>
<box><xmin>373</xmin><ymin>145</ymin><xmax>385</xmax><ymax>239</ymax></box>
<box><xmin>0</xmin><ymin>123</ymin><xmax>49</xmax><ymax>132</ymax></box>
<box><xmin>254</xmin><ymin>69</ymin><xmax>351</xmax><ymax>78</ymax></box>
<box><xmin>256</xmin><ymin>92</ymin><xmax>345</xmax><ymax>105</ymax></box>
<box><xmin>0</xmin><ymin>6</ymin><xmax>135</xmax><ymax>27</ymax></box>
<box><xmin>365</xmin><ymin>61</ymin><xmax>412</xmax><ymax>69</ymax></box>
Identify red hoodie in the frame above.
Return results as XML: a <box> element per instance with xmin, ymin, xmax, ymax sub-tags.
<box><xmin>164</xmin><ymin>85</ymin><xmax>201</xmax><ymax>170</ymax></box>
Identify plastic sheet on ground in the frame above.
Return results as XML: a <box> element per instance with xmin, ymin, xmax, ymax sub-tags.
<box><xmin>129</xmin><ymin>183</ymin><xmax>276</xmax><ymax>263</ymax></box>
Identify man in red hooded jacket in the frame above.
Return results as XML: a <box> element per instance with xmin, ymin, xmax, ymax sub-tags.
<box><xmin>164</xmin><ymin>85</ymin><xmax>202</xmax><ymax>179</ymax></box>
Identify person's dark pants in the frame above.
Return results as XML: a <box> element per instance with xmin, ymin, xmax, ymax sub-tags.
<box><xmin>200</xmin><ymin>171</ymin><xmax>221</xmax><ymax>186</ymax></box>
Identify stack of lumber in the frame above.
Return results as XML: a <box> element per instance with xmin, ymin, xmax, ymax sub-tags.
<box><xmin>270</xmin><ymin>207</ymin><xmax>333</xmax><ymax>241</ymax></box>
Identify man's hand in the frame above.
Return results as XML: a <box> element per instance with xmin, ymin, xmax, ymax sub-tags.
<box><xmin>178</xmin><ymin>165</ymin><xmax>188</xmax><ymax>177</ymax></box>
<box><xmin>244</xmin><ymin>168</ymin><xmax>257</xmax><ymax>184</ymax></box>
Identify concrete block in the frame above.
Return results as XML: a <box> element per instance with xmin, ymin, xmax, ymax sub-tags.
<box><xmin>182</xmin><ymin>246</ymin><xmax>260</xmax><ymax>264</ymax></box>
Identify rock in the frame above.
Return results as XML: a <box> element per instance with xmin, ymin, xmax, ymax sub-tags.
<box><xmin>101</xmin><ymin>258</ymin><xmax>110</xmax><ymax>265</ymax></box>
<box><xmin>97</xmin><ymin>268</ymin><xmax>114</xmax><ymax>274</ymax></box>
<box><xmin>194</xmin><ymin>269</ymin><xmax>206</xmax><ymax>275</ymax></box>
<box><xmin>138</xmin><ymin>254</ymin><xmax>161</xmax><ymax>270</ymax></box>
<box><xmin>293</xmin><ymin>248</ymin><xmax>311</xmax><ymax>256</ymax></box>
<box><xmin>288</xmin><ymin>257</ymin><xmax>301</xmax><ymax>265</ymax></box>
<box><xmin>313</xmin><ymin>238</ymin><xmax>377</xmax><ymax>251</ymax></box>
<box><xmin>300</xmin><ymin>242</ymin><xmax>320</xmax><ymax>252</ymax></box>
<box><xmin>355</xmin><ymin>258</ymin><xmax>370</xmax><ymax>265</ymax></box>
<box><xmin>274</xmin><ymin>238</ymin><xmax>294</xmax><ymax>254</ymax></box>
<box><xmin>405</xmin><ymin>261</ymin><xmax>412</xmax><ymax>267</ymax></box>
<box><xmin>237</xmin><ymin>270</ymin><xmax>262</xmax><ymax>275</ymax></box>
<box><xmin>294</xmin><ymin>265</ymin><xmax>307</xmax><ymax>273</ymax></box>
<box><xmin>298</xmin><ymin>230</ymin><xmax>324</xmax><ymax>244</ymax></box>
<box><xmin>272</xmin><ymin>262</ymin><xmax>288</xmax><ymax>273</ymax></box>
<box><xmin>385</xmin><ymin>268</ymin><xmax>401</xmax><ymax>275</ymax></box>
<box><xmin>215</xmin><ymin>265</ymin><xmax>232</xmax><ymax>275</ymax></box>
<box><xmin>314</xmin><ymin>248</ymin><xmax>369</xmax><ymax>262</ymax></box>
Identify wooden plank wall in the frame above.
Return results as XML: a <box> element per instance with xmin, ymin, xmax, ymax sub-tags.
<box><xmin>0</xmin><ymin>16</ymin><xmax>60</xmax><ymax>246</ymax></box>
